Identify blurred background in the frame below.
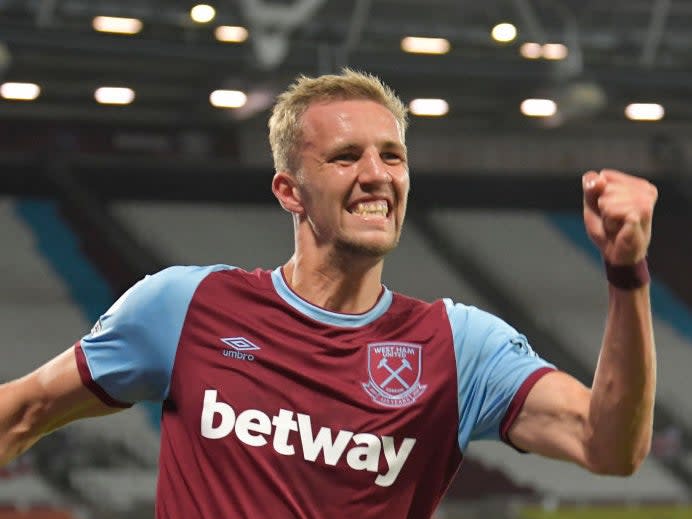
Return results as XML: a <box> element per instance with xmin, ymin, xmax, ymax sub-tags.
<box><xmin>1</xmin><ymin>1</ymin><xmax>691</xmax><ymax>518</ymax></box>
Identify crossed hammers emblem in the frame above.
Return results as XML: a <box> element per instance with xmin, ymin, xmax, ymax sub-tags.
<box><xmin>377</xmin><ymin>357</ymin><xmax>413</xmax><ymax>389</ymax></box>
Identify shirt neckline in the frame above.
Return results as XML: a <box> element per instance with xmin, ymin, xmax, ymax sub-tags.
<box><xmin>270</xmin><ymin>267</ymin><xmax>392</xmax><ymax>328</ymax></box>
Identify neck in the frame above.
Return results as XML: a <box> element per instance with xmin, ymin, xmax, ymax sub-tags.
<box><xmin>282</xmin><ymin>249</ymin><xmax>385</xmax><ymax>314</ymax></box>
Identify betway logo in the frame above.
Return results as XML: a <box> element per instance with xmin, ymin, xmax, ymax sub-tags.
<box><xmin>201</xmin><ymin>390</ymin><xmax>415</xmax><ymax>487</ymax></box>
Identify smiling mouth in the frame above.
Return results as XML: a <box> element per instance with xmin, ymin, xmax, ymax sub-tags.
<box><xmin>348</xmin><ymin>200</ymin><xmax>390</xmax><ymax>218</ymax></box>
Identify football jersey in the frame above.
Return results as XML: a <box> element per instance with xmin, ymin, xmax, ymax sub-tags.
<box><xmin>76</xmin><ymin>265</ymin><xmax>555</xmax><ymax>519</ymax></box>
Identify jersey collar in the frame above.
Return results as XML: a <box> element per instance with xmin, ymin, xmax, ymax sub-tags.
<box><xmin>271</xmin><ymin>267</ymin><xmax>392</xmax><ymax>328</ymax></box>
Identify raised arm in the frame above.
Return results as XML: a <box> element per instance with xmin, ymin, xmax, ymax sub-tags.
<box><xmin>0</xmin><ymin>345</ymin><xmax>121</xmax><ymax>467</ymax></box>
<box><xmin>508</xmin><ymin>169</ymin><xmax>658</xmax><ymax>475</ymax></box>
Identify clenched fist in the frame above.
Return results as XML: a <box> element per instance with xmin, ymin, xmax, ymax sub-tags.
<box><xmin>582</xmin><ymin>169</ymin><xmax>658</xmax><ymax>266</ymax></box>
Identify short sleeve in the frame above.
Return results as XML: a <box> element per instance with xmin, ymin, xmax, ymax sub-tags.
<box><xmin>77</xmin><ymin>264</ymin><xmax>233</xmax><ymax>406</ymax></box>
<box><xmin>444</xmin><ymin>299</ymin><xmax>556</xmax><ymax>451</ymax></box>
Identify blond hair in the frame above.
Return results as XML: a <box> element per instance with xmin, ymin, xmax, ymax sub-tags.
<box><xmin>268</xmin><ymin>68</ymin><xmax>408</xmax><ymax>173</ymax></box>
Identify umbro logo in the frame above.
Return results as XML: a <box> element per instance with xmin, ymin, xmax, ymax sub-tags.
<box><xmin>221</xmin><ymin>337</ymin><xmax>261</xmax><ymax>351</ymax></box>
<box><xmin>220</xmin><ymin>337</ymin><xmax>260</xmax><ymax>361</ymax></box>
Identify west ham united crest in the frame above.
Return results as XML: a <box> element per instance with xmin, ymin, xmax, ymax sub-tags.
<box><xmin>362</xmin><ymin>342</ymin><xmax>427</xmax><ymax>408</ymax></box>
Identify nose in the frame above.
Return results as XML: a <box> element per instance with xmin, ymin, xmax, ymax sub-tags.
<box><xmin>357</xmin><ymin>149</ymin><xmax>392</xmax><ymax>185</ymax></box>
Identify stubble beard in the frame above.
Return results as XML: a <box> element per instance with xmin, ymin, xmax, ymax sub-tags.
<box><xmin>333</xmin><ymin>208</ymin><xmax>407</xmax><ymax>259</ymax></box>
<box><xmin>333</xmin><ymin>229</ymin><xmax>402</xmax><ymax>259</ymax></box>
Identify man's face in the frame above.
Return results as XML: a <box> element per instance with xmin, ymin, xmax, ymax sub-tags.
<box><xmin>294</xmin><ymin>99</ymin><xmax>409</xmax><ymax>258</ymax></box>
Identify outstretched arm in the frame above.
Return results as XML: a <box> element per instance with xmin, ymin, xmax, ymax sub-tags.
<box><xmin>0</xmin><ymin>345</ymin><xmax>121</xmax><ymax>467</ymax></box>
<box><xmin>508</xmin><ymin>169</ymin><xmax>657</xmax><ymax>475</ymax></box>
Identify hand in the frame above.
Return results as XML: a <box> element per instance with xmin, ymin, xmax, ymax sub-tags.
<box><xmin>582</xmin><ymin>169</ymin><xmax>658</xmax><ymax>266</ymax></box>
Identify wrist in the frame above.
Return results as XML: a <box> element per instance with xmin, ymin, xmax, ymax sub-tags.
<box><xmin>604</xmin><ymin>258</ymin><xmax>650</xmax><ymax>290</ymax></box>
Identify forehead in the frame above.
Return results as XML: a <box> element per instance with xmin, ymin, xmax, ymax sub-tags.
<box><xmin>300</xmin><ymin>99</ymin><xmax>403</xmax><ymax>145</ymax></box>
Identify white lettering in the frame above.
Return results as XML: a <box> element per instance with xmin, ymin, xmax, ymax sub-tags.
<box><xmin>373</xmin><ymin>345</ymin><xmax>416</xmax><ymax>358</ymax></box>
<box><xmin>235</xmin><ymin>409</ymin><xmax>271</xmax><ymax>446</ymax></box>
<box><xmin>272</xmin><ymin>409</ymin><xmax>298</xmax><ymax>455</ymax></box>
<box><xmin>201</xmin><ymin>390</ymin><xmax>236</xmax><ymax>439</ymax></box>
<box><xmin>346</xmin><ymin>433</ymin><xmax>381</xmax><ymax>472</ymax></box>
<box><xmin>375</xmin><ymin>436</ymin><xmax>416</xmax><ymax>487</ymax></box>
<box><xmin>200</xmin><ymin>390</ymin><xmax>416</xmax><ymax>486</ymax></box>
<box><xmin>222</xmin><ymin>349</ymin><xmax>255</xmax><ymax>361</ymax></box>
<box><xmin>297</xmin><ymin>413</ymin><xmax>353</xmax><ymax>466</ymax></box>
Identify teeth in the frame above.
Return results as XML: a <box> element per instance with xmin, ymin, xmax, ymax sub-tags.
<box><xmin>352</xmin><ymin>200</ymin><xmax>388</xmax><ymax>216</ymax></box>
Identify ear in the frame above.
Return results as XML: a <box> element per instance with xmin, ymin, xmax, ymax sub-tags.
<box><xmin>272</xmin><ymin>171</ymin><xmax>304</xmax><ymax>214</ymax></box>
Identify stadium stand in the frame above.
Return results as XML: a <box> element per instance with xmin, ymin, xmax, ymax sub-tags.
<box><xmin>0</xmin><ymin>197</ymin><xmax>159</xmax><ymax>516</ymax></box>
<box><xmin>469</xmin><ymin>439</ymin><xmax>688</xmax><ymax>502</ymax></box>
<box><xmin>429</xmin><ymin>210</ymin><xmax>692</xmax><ymax>432</ymax></box>
<box><xmin>64</xmin><ymin>407</ymin><xmax>160</xmax><ymax>468</ymax></box>
<box><xmin>0</xmin><ymin>198</ymin><xmax>87</xmax><ymax>519</ymax></box>
<box><xmin>110</xmin><ymin>201</ymin><xmax>495</xmax><ymax>308</ymax></box>
<box><xmin>0</xmin><ymin>199</ymin><xmax>87</xmax><ymax>378</ymax></box>
<box><xmin>68</xmin><ymin>467</ymin><xmax>157</xmax><ymax>512</ymax></box>
<box><xmin>0</xmin><ymin>472</ymin><xmax>63</xmax><ymax>511</ymax></box>
<box><xmin>429</xmin><ymin>209</ymin><xmax>692</xmax><ymax>500</ymax></box>
<box><xmin>0</xmin><ymin>508</ymin><xmax>78</xmax><ymax>519</ymax></box>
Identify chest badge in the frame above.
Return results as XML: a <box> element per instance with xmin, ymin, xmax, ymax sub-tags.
<box><xmin>362</xmin><ymin>342</ymin><xmax>427</xmax><ymax>408</ymax></box>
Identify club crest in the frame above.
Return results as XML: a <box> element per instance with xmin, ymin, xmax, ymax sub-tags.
<box><xmin>362</xmin><ymin>342</ymin><xmax>427</xmax><ymax>408</ymax></box>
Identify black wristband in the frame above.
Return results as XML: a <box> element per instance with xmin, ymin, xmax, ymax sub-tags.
<box><xmin>605</xmin><ymin>258</ymin><xmax>650</xmax><ymax>290</ymax></box>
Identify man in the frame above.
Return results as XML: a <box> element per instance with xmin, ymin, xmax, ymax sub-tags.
<box><xmin>0</xmin><ymin>69</ymin><xmax>657</xmax><ymax>518</ymax></box>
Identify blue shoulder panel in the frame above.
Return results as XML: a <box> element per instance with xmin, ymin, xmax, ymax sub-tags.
<box><xmin>444</xmin><ymin>299</ymin><xmax>554</xmax><ymax>451</ymax></box>
<box><xmin>80</xmin><ymin>264</ymin><xmax>234</xmax><ymax>403</ymax></box>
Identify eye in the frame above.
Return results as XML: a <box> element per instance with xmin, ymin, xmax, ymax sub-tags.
<box><xmin>330</xmin><ymin>152</ymin><xmax>359</xmax><ymax>164</ymax></box>
<box><xmin>381</xmin><ymin>151</ymin><xmax>404</xmax><ymax>164</ymax></box>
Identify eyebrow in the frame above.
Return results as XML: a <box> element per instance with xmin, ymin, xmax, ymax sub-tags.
<box><xmin>329</xmin><ymin>143</ymin><xmax>359</xmax><ymax>153</ymax></box>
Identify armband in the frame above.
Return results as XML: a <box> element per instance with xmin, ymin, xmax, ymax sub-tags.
<box><xmin>604</xmin><ymin>258</ymin><xmax>650</xmax><ymax>290</ymax></box>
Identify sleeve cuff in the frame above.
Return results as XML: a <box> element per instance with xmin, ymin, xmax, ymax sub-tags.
<box><xmin>74</xmin><ymin>342</ymin><xmax>133</xmax><ymax>409</ymax></box>
<box><xmin>500</xmin><ymin>366</ymin><xmax>556</xmax><ymax>451</ymax></box>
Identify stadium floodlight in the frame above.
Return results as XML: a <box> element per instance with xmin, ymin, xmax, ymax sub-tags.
<box><xmin>491</xmin><ymin>22</ymin><xmax>517</xmax><ymax>43</ymax></box>
<box><xmin>94</xmin><ymin>87</ymin><xmax>135</xmax><ymax>105</ymax></box>
<box><xmin>0</xmin><ymin>82</ymin><xmax>40</xmax><ymax>100</ymax></box>
<box><xmin>400</xmin><ymin>37</ymin><xmax>450</xmax><ymax>55</ymax></box>
<box><xmin>191</xmin><ymin>4</ymin><xmax>216</xmax><ymax>23</ymax></box>
<box><xmin>409</xmin><ymin>98</ymin><xmax>449</xmax><ymax>117</ymax></box>
<box><xmin>519</xmin><ymin>42</ymin><xmax>542</xmax><ymax>59</ymax></box>
<box><xmin>520</xmin><ymin>98</ymin><xmax>557</xmax><ymax>117</ymax></box>
<box><xmin>92</xmin><ymin>16</ymin><xmax>143</xmax><ymax>35</ymax></box>
<box><xmin>542</xmin><ymin>43</ymin><xmax>568</xmax><ymax>60</ymax></box>
<box><xmin>625</xmin><ymin>103</ymin><xmax>664</xmax><ymax>121</ymax></box>
<box><xmin>215</xmin><ymin>25</ymin><xmax>249</xmax><ymax>43</ymax></box>
<box><xmin>210</xmin><ymin>89</ymin><xmax>247</xmax><ymax>108</ymax></box>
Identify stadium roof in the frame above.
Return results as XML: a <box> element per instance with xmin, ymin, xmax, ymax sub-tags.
<box><xmin>1</xmin><ymin>0</ymin><xmax>691</xmax><ymax>129</ymax></box>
